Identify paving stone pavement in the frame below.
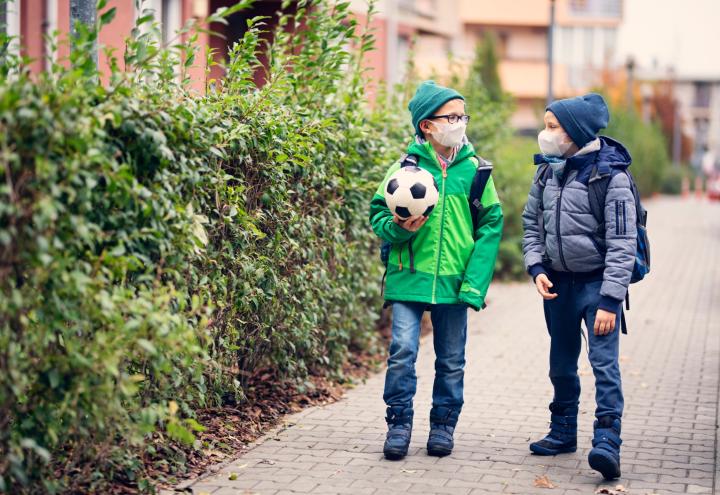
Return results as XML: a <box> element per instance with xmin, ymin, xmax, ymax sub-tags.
<box><xmin>175</xmin><ymin>197</ymin><xmax>720</xmax><ymax>495</ymax></box>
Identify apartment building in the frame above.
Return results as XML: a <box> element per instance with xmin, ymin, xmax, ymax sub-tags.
<box><xmin>347</xmin><ymin>0</ymin><xmax>461</xmax><ymax>100</ymax></box>
<box><xmin>459</xmin><ymin>0</ymin><xmax>623</xmax><ymax>130</ymax></box>
<box><xmin>674</xmin><ymin>78</ymin><xmax>720</xmax><ymax>172</ymax></box>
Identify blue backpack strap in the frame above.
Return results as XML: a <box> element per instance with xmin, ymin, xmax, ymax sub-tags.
<box><xmin>469</xmin><ymin>155</ymin><xmax>493</xmax><ymax>233</ymax></box>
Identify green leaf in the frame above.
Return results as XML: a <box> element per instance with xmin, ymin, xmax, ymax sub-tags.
<box><xmin>100</xmin><ymin>7</ymin><xmax>117</xmax><ymax>27</ymax></box>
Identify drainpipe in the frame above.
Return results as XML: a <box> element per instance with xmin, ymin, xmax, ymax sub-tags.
<box><xmin>547</xmin><ymin>0</ymin><xmax>556</xmax><ymax>106</ymax></box>
<box><xmin>70</xmin><ymin>0</ymin><xmax>97</xmax><ymax>66</ymax></box>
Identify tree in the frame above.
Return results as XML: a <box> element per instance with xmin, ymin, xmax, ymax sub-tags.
<box><xmin>472</xmin><ymin>31</ymin><xmax>503</xmax><ymax>102</ymax></box>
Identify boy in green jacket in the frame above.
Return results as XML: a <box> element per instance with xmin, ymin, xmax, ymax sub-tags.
<box><xmin>369</xmin><ymin>81</ymin><xmax>503</xmax><ymax>459</ymax></box>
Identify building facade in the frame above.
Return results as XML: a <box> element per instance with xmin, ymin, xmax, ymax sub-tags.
<box><xmin>458</xmin><ymin>0</ymin><xmax>623</xmax><ymax>130</ymax></box>
<box><xmin>9</xmin><ymin>0</ymin><xmax>628</xmax><ymax>132</ymax></box>
<box><xmin>674</xmin><ymin>78</ymin><xmax>720</xmax><ymax>173</ymax></box>
<box><xmin>347</xmin><ymin>0</ymin><xmax>462</xmax><ymax>100</ymax></box>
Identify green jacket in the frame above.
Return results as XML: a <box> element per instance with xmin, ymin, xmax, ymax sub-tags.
<box><xmin>369</xmin><ymin>139</ymin><xmax>503</xmax><ymax>310</ymax></box>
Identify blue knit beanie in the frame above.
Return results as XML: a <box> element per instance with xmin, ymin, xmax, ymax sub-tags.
<box><xmin>408</xmin><ymin>80</ymin><xmax>464</xmax><ymax>137</ymax></box>
<box><xmin>547</xmin><ymin>93</ymin><xmax>609</xmax><ymax>148</ymax></box>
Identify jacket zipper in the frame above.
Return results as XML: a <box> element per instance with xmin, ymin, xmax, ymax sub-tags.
<box><xmin>431</xmin><ymin>159</ymin><xmax>448</xmax><ymax>304</ymax></box>
<box><xmin>556</xmin><ymin>173</ymin><xmax>570</xmax><ymax>271</ymax></box>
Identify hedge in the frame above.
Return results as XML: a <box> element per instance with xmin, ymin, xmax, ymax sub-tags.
<box><xmin>0</xmin><ymin>1</ymin><xmax>405</xmax><ymax>492</ymax></box>
<box><xmin>0</xmin><ymin>1</ymin><xmax>519</xmax><ymax>491</ymax></box>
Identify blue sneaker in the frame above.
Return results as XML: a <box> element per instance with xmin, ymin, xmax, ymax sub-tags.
<box><xmin>530</xmin><ymin>404</ymin><xmax>578</xmax><ymax>456</ymax></box>
<box><xmin>588</xmin><ymin>416</ymin><xmax>622</xmax><ymax>480</ymax></box>
<box><xmin>383</xmin><ymin>407</ymin><xmax>413</xmax><ymax>460</ymax></box>
<box><xmin>427</xmin><ymin>406</ymin><xmax>459</xmax><ymax>457</ymax></box>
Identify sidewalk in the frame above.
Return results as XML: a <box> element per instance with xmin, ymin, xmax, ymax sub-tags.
<box><xmin>177</xmin><ymin>197</ymin><xmax>720</xmax><ymax>495</ymax></box>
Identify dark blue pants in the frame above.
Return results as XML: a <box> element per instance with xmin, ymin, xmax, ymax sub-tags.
<box><xmin>383</xmin><ymin>302</ymin><xmax>468</xmax><ymax>424</ymax></box>
<box><xmin>543</xmin><ymin>277</ymin><xmax>624</xmax><ymax>420</ymax></box>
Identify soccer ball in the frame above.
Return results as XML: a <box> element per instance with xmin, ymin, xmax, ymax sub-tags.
<box><xmin>384</xmin><ymin>166</ymin><xmax>439</xmax><ymax>220</ymax></box>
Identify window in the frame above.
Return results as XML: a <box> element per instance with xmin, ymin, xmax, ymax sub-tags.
<box><xmin>569</xmin><ymin>0</ymin><xmax>622</xmax><ymax>17</ymax></box>
<box><xmin>583</xmin><ymin>27</ymin><xmax>594</xmax><ymax>66</ymax></box>
<box><xmin>694</xmin><ymin>82</ymin><xmax>711</xmax><ymax>108</ymax></box>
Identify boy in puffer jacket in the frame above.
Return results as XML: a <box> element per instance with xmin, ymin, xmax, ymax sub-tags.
<box><xmin>522</xmin><ymin>94</ymin><xmax>636</xmax><ymax>480</ymax></box>
<box><xmin>369</xmin><ymin>81</ymin><xmax>503</xmax><ymax>460</ymax></box>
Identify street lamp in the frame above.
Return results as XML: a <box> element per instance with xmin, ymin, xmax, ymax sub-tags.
<box><xmin>547</xmin><ymin>0</ymin><xmax>556</xmax><ymax>106</ymax></box>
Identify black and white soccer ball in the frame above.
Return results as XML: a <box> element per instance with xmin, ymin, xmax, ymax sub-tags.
<box><xmin>384</xmin><ymin>166</ymin><xmax>439</xmax><ymax>220</ymax></box>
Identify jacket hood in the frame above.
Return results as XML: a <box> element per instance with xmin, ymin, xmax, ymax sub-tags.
<box><xmin>595</xmin><ymin>135</ymin><xmax>632</xmax><ymax>169</ymax></box>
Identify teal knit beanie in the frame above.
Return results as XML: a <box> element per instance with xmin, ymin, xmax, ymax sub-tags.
<box><xmin>408</xmin><ymin>80</ymin><xmax>465</xmax><ymax>137</ymax></box>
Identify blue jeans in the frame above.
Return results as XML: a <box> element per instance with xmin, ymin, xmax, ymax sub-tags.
<box><xmin>383</xmin><ymin>302</ymin><xmax>468</xmax><ymax>425</ymax></box>
<box><xmin>543</xmin><ymin>277</ymin><xmax>624</xmax><ymax>420</ymax></box>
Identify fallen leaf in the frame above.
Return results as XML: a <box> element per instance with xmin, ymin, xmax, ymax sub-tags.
<box><xmin>228</xmin><ymin>473</ymin><xmax>238</xmax><ymax>481</ymax></box>
<box><xmin>534</xmin><ymin>475</ymin><xmax>556</xmax><ymax>489</ymax></box>
<box><xmin>258</xmin><ymin>459</ymin><xmax>276</xmax><ymax>465</ymax></box>
<box><xmin>401</xmin><ymin>468</ymin><xmax>418</xmax><ymax>474</ymax></box>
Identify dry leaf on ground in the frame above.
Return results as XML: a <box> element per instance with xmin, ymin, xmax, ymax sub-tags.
<box><xmin>534</xmin><ymin>475</ymin><xmax>556</xmax><ymax>489</ymax></box>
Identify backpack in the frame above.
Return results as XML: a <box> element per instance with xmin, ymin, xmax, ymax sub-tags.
<box><xmin>535</xmin><ymin>160</ymin><xmax>651</xmax><ymax>333</ymax></box>
<box><xmin>379</xmin><ymin>153</ymin><xmax>494</xmax><ymax>268</ymax></box>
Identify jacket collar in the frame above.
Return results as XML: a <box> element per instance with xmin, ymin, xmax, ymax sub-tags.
<box><xmin>408</xmin><ymin>135</ymin><xmax>475</xmax><ymax>168</ymax></box>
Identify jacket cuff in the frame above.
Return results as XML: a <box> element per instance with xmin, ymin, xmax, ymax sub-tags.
<box><xmin>389</xmin><ymin>220</ymin><xmax>415</xmax><ymax>242</ymax></box>
<box><xmin>458</xmin><ymin>290</ymin><xmax>484</xmax><ymax>312</ymax></box>
<box><xmin>527</xmin><ymin>263</ymin><xmax>548</xmax><ymax>282</ymax></box>
<box><xmin>598</xmin><ymin>295</ymin><xmax>622</xmax><ymax>313</ymax></box>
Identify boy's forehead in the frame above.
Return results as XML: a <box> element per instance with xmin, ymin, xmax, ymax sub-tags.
<box><xmin>435</xmin><ymin>98</ymin><xmax>465</xmax><ymax>114</ymax></box>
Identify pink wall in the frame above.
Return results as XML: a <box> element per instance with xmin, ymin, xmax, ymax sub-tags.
<box><xmin>20</xmin><ymin>0</ymin><xmax>45</xmax><ymax>73</ymax></box>
<box><xmin>21</xmin><ymin>0</ymin><xmax>208</xmax><ymax>90</ymax></box>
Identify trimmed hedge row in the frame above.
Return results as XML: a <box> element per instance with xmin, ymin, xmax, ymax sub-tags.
<box><xmin>0</xmin><ymin>1</ymin><xmax>409</xmax><ymax>492</ymax></box>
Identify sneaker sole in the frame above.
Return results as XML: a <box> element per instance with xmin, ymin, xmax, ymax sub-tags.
<box><xmin>529</xmin><ymin>444</ymin><xmax>577</xmax><ymax>456</ymax></box>
<box><xmin>588</xmin><ymin>451</ymin><xmax>621</xmax><ymax>480</ymax></box>
<box><xmin>427</xmin><ymin>445</ymin><xmax>452</xmax><ymax>457</ymax></box>
<box><xmin>383</xmin><ymin>448</ymin><xmax>407</xmax><ymax>460</ymax></box>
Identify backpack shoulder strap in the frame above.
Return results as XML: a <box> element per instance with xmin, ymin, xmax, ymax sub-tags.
<box><xmin>587</xmin><ymin>161</ymin><xmax>614</xmax><ymax>234</ymax></box>
<box><xmin>534</xmin><ymin>162</ymin><xmax>553</xmax><ymax>187</ymax></box>
<box><xmin>399</xmin><ymin>153</ymin><xmax>419</xmax><ymax>168</ymax></box>
<box><xmin>470</xmin><ymin>155</ymin><xmax>493</xmax><ymax>233</ymax></box>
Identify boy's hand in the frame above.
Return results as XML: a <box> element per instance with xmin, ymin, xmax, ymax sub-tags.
<box><xmin>535</xmin><ymin>273</ymin><xmax>558</xmax><ymax>300</ymax></box>
<box><xmin>393</xmin><ymin>214</ymin><xmax>428</xmax><ymax>232</ymax></box>
<box><xmin>593</xmin><ymin>309</ymin><xmax>616</xmax><ymax>336</ymax></box>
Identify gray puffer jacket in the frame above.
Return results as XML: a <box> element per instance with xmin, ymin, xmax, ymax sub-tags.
<box><xmin>522</xmin><ymin>136</ymin><xmax>637</xmax><ymax>311</ymax></box>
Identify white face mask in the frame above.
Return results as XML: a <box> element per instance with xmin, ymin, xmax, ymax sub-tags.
<box><xmin>538</xmin><ymin>129</ymin><xmax>573</xmax><ymax>157</ymax></box>
<box><xmin>430</xmin><ymin>121</ymin><xmax>466</xmax><ymax>148</ymax></box>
